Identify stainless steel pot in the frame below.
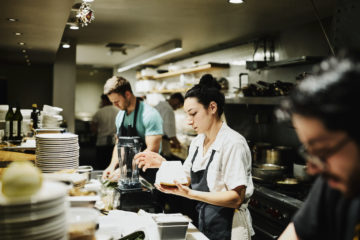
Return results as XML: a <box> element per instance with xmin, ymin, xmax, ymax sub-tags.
<box><xmin>293</xmin><ymin>163</ymin><xmax>312</xmax><ymax>182</ymax></box>
<box><xmin>252</xmin><ymin>142</ymin><xmax>271</xmax><ymax>165</ymax></box>
<box><xmin>252</xmin><ymin>163</ymin><xmax>287</xmax><ymax>182</ymax></box>
<box><xmin>264</xmin><ymin>146</ymin><xmax>294</xmax><ymax>167</ymax></box>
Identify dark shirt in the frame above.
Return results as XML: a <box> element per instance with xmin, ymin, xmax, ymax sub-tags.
<box><xmin>293</xmin><ymin>176</ymin><xmax>360</xmax><ymax>240</ymax></box>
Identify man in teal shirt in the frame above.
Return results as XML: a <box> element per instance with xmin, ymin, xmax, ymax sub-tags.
<box><xmin>102</xmin><ymin>76</ymin><xmax>163</xmax><ymax>183</ymax></box>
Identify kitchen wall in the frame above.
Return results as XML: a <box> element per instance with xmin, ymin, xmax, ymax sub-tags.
<box><xmin>123</xmin><ymin>19</ymin><xmax>333</xmax><ymax>148</ymax></box>
<box><xmin>75</xmin><ymin>67</ymin><xmax>113</xmax><ymax>120</ymax></box>
<box><xmin>0</xmin><ymin>63</ymin><xmax>53</xmax><ymax>108</ymax></box>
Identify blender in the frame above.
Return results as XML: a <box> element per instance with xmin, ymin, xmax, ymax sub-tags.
<box><xmin>117</xmin><ymin>136</ymin><xmax>142</xmax><ymax>190</ymax></box>
<box><xmin>114</xmin><ymin>136</ymin><xmax>161</xmax><ymax>212</ymax></box>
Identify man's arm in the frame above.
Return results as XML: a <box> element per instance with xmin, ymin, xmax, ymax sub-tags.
<box><xmin>102</xmin><ymin>138</ymin><xmax>119</xmax><ymax>178</ymax></box>
<box><xmin>145</xmin><ymin>135</ymin><xmax>162</xmax><ymax>152</ymax></box>
<box><xmin>279</xmin><ymin>223</ymin><xmax>299</xmax><ymax>240</ymax></box>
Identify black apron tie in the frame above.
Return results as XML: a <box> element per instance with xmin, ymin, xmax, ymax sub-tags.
<box><xmin>190</xmin><ymin>147</ymin><xmax>234</xmax><ymax>240</ymax></box>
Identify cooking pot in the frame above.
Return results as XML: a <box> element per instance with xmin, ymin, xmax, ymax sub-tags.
<box><xmin>293</xmin><ymin>163</ymin><xmax>312</xmax><ymax>182</ymax></box>
<box><xmin>264</xmin><ymin>146</ymin><xmax>294</xmax><ymax>167</ymax></box>
<box><xmin>252</xmin><ymin>163</ymin><xmax>287</xmax><ymax>182</ymax></box>
<box><xmin>252</xmin><ymin>142</ymin><xmax>271</xmax><ymax>165</ymax></box>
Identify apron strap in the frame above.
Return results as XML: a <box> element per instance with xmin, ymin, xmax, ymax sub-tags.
<box><xmin>191</xmin><ymin>147</ymin><xmax>199</xmax><ymax>165</ymax></box>
<box><xmin>205</xmin><ymin>150</ymin><xmax>216</xmax><ymax>170</ymax></box>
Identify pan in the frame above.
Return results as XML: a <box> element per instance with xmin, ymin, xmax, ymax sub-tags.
<box><xmin>252</xmin><ymin>163</ymin><xmax>287</xmax><ymax>182</ymax></box>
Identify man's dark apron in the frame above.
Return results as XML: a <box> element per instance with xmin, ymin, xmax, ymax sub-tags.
<box><xmin>190</xmin><ymin>147</ymin><xmax>234</xmax><ymax>240</ymax></box>
<box><xmin>118</xmin><ymin>99</ymin><xmax>157</xmax><ymax>184</ymax></box>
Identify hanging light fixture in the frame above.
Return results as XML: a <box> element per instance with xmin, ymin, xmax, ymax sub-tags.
<box><xmin>117</xmin><ymin>40</ymin><xmax>182</xmax><ymax>73</ymax></box>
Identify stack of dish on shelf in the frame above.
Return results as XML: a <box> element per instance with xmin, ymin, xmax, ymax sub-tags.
<box><xmin>35</xmin><ymin>133</ymin><xmax>79</xmax><ymax>173</ymax></box>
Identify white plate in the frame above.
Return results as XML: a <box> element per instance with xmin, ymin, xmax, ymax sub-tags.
<box><xmin>36</xmin><ymin>133</ymin><xmax>78</xmax><ymax>139</ymax></box>
<box><xmin>0</xmin><ymin>181</ymin><xmax>67</xmax><ymax>206</ymax></box>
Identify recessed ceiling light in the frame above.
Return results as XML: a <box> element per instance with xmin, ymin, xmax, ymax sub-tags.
<box><xmin>7</xmin><ymin>18</ymin><xmax>18</xmax><ymax>22</ymax></box>
<box><xmin>22</xmin><ymin>49</ymin><xmax>27</xmax><ymax>53</ymax></box>
<box><xmin>14</xmin><ymin>32</ymin><xmax>23</xmax><ymax>36</ymax></box>
<box><xmin>18</xmin><ymin>42</ymin><xmax>25</xmax><ymax>46</ymax></box>
<box><xmin>228</xmin><ymin>0</ymin><xmax>244</xmax><ymax>3</ymax></box>
<box><xmin>83</xmin><ymin>0</ymin><xmax>94</xmax><ymax>2</ymax></box>
<box><xmin>69</xmin><ymin>25</ymin><xmax>79</xmax><ymax>30</ymax></box>
<box><xmin>26</xmin><ymin>59</ymin><xmax>30</xmax><ymax>63</ymax></box>
<box><xmin>62</xmin><ymin>43</ymin><xmax>71</xmax><ymax>48</ymax></box>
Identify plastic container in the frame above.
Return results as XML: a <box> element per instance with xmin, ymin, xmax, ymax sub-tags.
<box><xmin>68</xmin><ymin>207</ymin><xmax>98</xmax><ymax>240</ymax></box>
<box><xmin>152</xmin><ymin>214</ymin><xmax>189</xmax><ymax>240</ymax></box>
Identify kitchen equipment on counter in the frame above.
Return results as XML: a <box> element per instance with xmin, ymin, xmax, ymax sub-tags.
<box><xmin>117</xmin><ymin>136</ymin><xmax>142</xmax><ymax>190</ymax></box>
<box><xmin>152</xmin><ymin>214</ymin><xmax>189</xmax><ymax>240</ymax></box>
<box><xmin>76</xmin><ymin>165</ymin><xmax>93</xmax><ymax>183</ymax></box>
<box><xmin>252</xmin><ymin>163</ymin><xmax>287</xmax><ymax>182</ymax></box>
<box><xmin>264</xmin><ymin>146</ymin><xmax>294</xmax><ymax>167</ymax></box>
<box><xmin>114</xmin><ymin>136</ymin><xmax>161</xmax><ymax>212</ymax></box>
<box><xmin>252</xmin><ymin>142</ymin><xmax>271</xmax><ymax>166</ymax></box>
<box><xmin>293</xmin><ymin>163</ymin><xmax>313</xmax><ymax>182</ymax></box>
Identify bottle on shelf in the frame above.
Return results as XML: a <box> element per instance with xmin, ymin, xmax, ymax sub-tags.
<box><xmin>4</xmin><ymin>104</ymin><xmax>14</xmax><ymax>141</ymax></box>
<box><xmin>12</xmin><ymin>103</ymin><xmax>23</xmax><ymax>143</ymax></box>
<box><xmin>31</xmin><ymin>103</ymin><xmax>39</xmax><ymax>129</ymax></box>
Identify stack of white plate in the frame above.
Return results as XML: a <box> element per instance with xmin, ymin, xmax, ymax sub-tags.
<box><xmin>36</xmin><ymin>133</ymin><xmax>79</xmax><ymax>173</ymax></box>
<box><xmin>0</xmin><ymin>181</ymin><xmax>68</xmax><ymax>240</ymax></box>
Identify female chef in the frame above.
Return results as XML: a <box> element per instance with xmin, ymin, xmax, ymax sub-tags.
<box><xmin>135</xmin><ymin>77</ymin><xmax>254</xmax><ymax>240</ymax></box>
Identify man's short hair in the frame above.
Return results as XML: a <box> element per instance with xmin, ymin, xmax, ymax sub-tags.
<box><xmin>170</xmin><ymin>92</ymin><xmax>184</xmax><ymax>105</ymax></box>
<box><xmin>103</xmin><ymin>76</ymin><xmax>133</xmax><ymax>96</ymax></box>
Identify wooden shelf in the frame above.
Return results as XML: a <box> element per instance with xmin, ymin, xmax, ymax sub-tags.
<box><xmin>225</xmin><ymin>96</ymin><xmax>288</xmax><ymax>105</ymax></box>
<box><xmin>150</xmin><ymin>88</ymin><xmax>190</xmax><ymax>94</ymax></box>
<box><xmin>139</xmin><ymin>62</ymin><xmax>229</xmax><ymax>80</ymax></box>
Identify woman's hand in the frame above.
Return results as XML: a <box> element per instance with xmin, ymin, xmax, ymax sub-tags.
<box><xmin>155</xmin><ymin>181</ymin><xmax>192</xmax><ymax>198</ymax></box>
<box><xmin>102</xmin><ymin>165</ymin><xmax>116</xmax><ymax>179</ymax></box>
<box><xmin>134</xmin><ymin>150</ymin><xmax>166</xmax><ymax>171</ymax></box>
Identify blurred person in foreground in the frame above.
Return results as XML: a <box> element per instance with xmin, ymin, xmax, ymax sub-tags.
<box><xmin>154</xmin><ymin>92</ymin><xmax>184</xmax><ymax>158</ymax></box>
<box><xmin>135</xmin><ymin>78</ymin><xmax>254</xmax><ymax>239</ymax></box>
<box><xmin>91</xmin><ymin>94</ymin><xmax>119</xmax><ymax>170</ymax></box>
<box><xmin>278</xmin><ymin>52</ymin><xmax>360</xmax><ymax>240</ymax></box>
<box><xmin>101</xmin><ymin>76</ymin><xmax>163</xmax><ymax>183</ymax></box>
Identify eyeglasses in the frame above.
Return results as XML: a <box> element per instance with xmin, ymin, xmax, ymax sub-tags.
<box><xmin>298</xmin><ymin>137</ymin><xmax>351</xmax><ymax>169</ymax></box>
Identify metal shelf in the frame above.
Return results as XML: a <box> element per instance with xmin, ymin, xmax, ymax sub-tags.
<box><xmin>225</xmin><ymin>96</ymin><xmax>287</xmax><ymax>105</ymax></box>
<box><xmin>246</xmin><ymin>56</ymin><xmax>324</xmax><ymax>70</ymax></box>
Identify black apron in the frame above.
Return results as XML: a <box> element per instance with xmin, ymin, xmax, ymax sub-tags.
<box><xmin>190</xmin><ymin>147</ymin><xmax>234</xmax><ymax>240</ymax></box>
<box><xmin>118</xmin><ymin>99</ymin><xmax>157</xmax><ymax>184</ymax></box>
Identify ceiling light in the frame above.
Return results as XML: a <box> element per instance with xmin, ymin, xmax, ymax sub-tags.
<box><xmin>69</xmin><ymin>25</ymin><xmax>79</xmax><ymax>30</ymax></box>
<box><xmin>7</xmin><ymin>18</ymin><xmax>18</xmax><ymax>22</ymax></box>
<box><xmin>18</xmin><ymin>42</ymin><xmax>25</xmax><ymax>46</ymax></box>
<box><xmin>228</xmin><ymin>0</ymin><xmax>244</xmax><ymax>3</ymax></box>
<box><xmin>117</xmin><ymin>40</ymin><xmax>182</xmax><ymax>73</ymax></box>
<box><xmin>14</xmin><ymin>32</ymin><xmax>22</xmax><ymax>36</ymax></box>
<box><xmin>83</xmin><ymin>0</ymin><xmax>94</xmax><ymax>2</ymax></box>
<box><xmin>62</xmin><ymin>42</ymin><xmax>71</xmax><ymax>48</ymax></box>
<box><xmin>22</xmin><ymin>49</ymin><xmax>26</xmax><ymax>53</ymax></box>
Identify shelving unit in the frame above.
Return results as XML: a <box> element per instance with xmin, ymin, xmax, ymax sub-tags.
<box><xmin>225</xmin><ymin>96</ymin><xmax>288</xmax><ymax>105</ymax></box>
<box><xmin>246</xmin><ymin>56</ymin><xmax>324</xmax><ymax>70</ymax></box>
<box><xmin>138</xmin><ymin>62</ymin><xmax>229</xmax><ymax>80</ymax></box>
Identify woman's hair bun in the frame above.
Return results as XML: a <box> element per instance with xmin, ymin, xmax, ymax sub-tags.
<box><xmin>199</xmin><ymin>74</ymin><xmax>221</xmax><ymax>90</ymax></box>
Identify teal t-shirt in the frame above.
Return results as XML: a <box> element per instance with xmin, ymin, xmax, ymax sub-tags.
<box><xmin>115</xmin><ymin>101</ymin><xmax>163</xmax><ymax>139</ymax></box>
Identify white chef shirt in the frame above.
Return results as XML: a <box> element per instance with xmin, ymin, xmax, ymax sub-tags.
<box><xmin>154</xmin><ymin>101</ymin><xmax>176</xmax><ymax>138</ymax></box>
<box><xmin>183</xmin><ymin>122</ymin><xmax>255</xmax><ymax>238</ymax></box>
<box><xmin>92</xmin><ymin>105</ymin><xmax>119</xmax><ymax>146</ymax></box>
<box><xmin>183</xmin><ymin>122</ymin><xmax>254</xmax><ymax>199</ymax></box>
